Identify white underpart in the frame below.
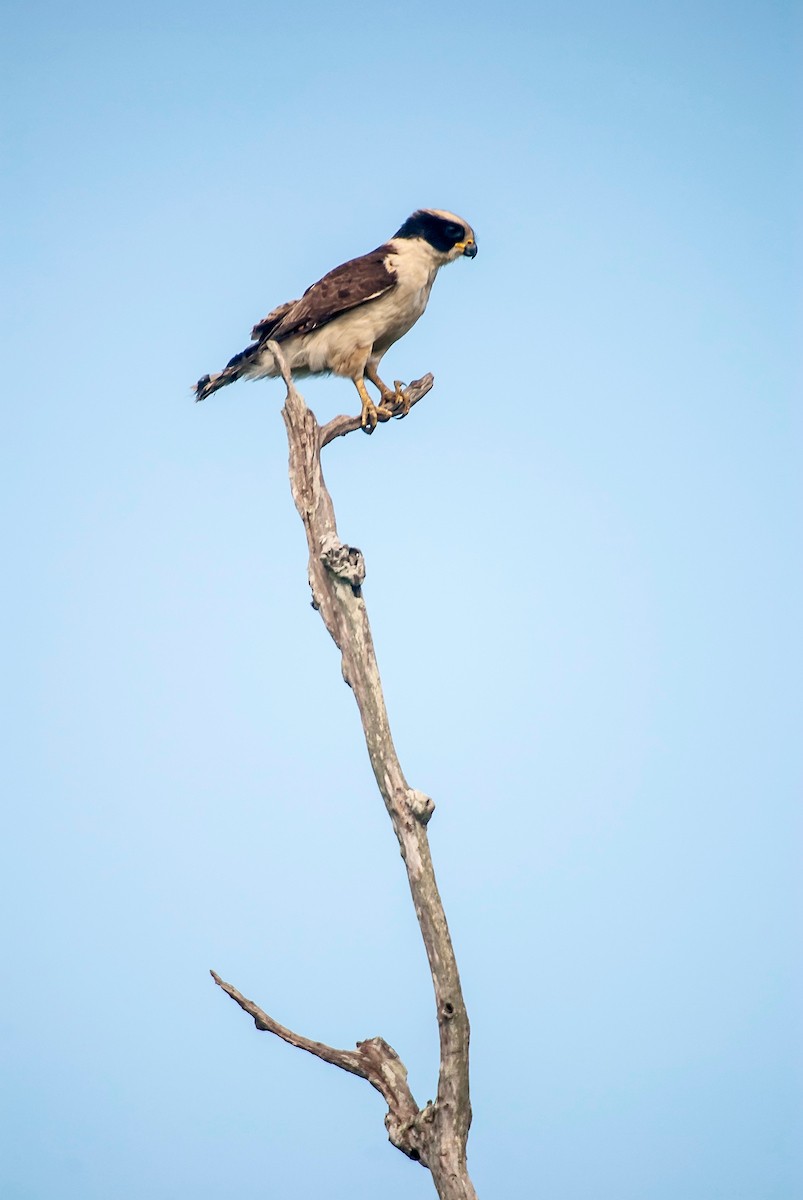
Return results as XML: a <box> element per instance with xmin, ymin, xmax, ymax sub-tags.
<box><xmin>244</xmin><ymin>235</ymin><xmax>459</xmax><ymax>383</ymax></box>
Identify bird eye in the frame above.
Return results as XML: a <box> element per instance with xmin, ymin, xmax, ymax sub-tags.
<box><xmin>446</xmin><ymin>223</ymin><xmax>465</xmax><ymax>240</ymax></box>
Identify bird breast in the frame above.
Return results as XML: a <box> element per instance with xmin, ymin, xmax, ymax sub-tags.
<box><xmin>295</xmin><ymin>264</ymin><xmax>437</xmax><ymax>377</ymax></box>
<box><xmin>369</xmin><ymin>245</ymin><xmax>438</xmax><ymax>352</ymax></box>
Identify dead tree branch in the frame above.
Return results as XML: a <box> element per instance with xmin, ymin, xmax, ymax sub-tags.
<box><xmin>212</xmin><ymin>344</ymin><xmax>477</xmax><ymax>1200</ymax></box>
<box><xmin>209</xmin><ymin>970</ymin><xmax>426</xmax><ymax>1160</ymax></box>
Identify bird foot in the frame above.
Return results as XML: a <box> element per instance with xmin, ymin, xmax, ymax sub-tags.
<box><xmin>392</xmin><ymin>381</ymin><xmax>413</xmax><ymax>418</ymax></box>
<box><xmin>361</xmin><ymin>398</ymin><xmax>395</xmax><ymax>434</ymax></box>
<box><xmin>360</xmin><ymin>397</ymin><xmax>378</xmax><ymax>434</ymax></box>
<box><xmin>359</xmin><ymin>367</ymin><xmax>418</xmax><ymax>431</ymax></box>
<box><xmin>377</xmin><ymin>381</ymin><xmax>413</xmax><ymax>419</ymax></box>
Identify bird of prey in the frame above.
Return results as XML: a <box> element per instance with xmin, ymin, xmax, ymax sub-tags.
<box><xmin>194</xmin><ymin>209</ymin><xmax>477</xmax><ymax>432</ymax></box>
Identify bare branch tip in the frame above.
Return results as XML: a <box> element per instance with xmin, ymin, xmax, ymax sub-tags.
<box><xmin>266</xmin><ymin>339</ymin><xmax>296</xmax><ymax>395</ymax></box>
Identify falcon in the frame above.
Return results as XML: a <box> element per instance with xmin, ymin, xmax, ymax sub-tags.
<box><xmin>194</xmin><ymin>209</ymin><xmax>477</xmax><ymax>432</ymax></box>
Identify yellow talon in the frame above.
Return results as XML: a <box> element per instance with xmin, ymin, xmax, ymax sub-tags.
<box><xmin>361</xmin><ymin>399</ymin><xmax>378</xmax><ymax>433</ymax></box>
<box><xmin>356</xmin><ymin>378</ymin><xmax>379</xmax><ymax>434</ymax></box>
<box><xmin>357</xmin><ymin>372</ymin><xmax>411</xmax><ymax>430</ymax></box>
<box><xmin>392</xmin><ymin>380</ymin><xmax>412</xmax><ymax>417</ymax></box>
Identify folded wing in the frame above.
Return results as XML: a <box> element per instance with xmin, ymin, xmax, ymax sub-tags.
<box><xmin>251</xmin><ymin>249</ymin><xmax>396</xmax><ymax>344</ymax></box>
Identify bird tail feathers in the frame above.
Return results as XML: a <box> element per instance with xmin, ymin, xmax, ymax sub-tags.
<box><xmin>194</xmin><ymin>343</ymin><xmax>261</xmax><ymax>402</ymax></box>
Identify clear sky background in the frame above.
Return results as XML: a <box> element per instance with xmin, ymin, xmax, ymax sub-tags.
<box><xmin>3</xmin><ymin>1</ymin><xmax>800</xmax><ymax>1197</ymax></box>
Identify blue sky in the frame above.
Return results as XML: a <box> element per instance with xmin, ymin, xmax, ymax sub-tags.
<box><xmin>3</xmin><ymin>1</ymin><xmax>801</xmax><ymax>1197</ymax></box>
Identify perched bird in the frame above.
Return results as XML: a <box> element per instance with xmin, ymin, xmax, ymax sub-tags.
<box><xmin>194</xmin><ymin>209</ymin><xmax>477</xmax><ymax>432</ymax></box>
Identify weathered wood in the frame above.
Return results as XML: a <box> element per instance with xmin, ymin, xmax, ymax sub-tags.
<box><xmin>212</xmin><ymin>345</ymin><xmax>477</xmax><ymax>1199</ymax></box>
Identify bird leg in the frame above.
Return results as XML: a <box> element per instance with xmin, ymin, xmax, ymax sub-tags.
<box><xmin>364</xmin><ymin>366</ymin><xmax>413</xmax><ymax>419</ymax></box>
<box><xmin>354</xmin><ymin>377</ymin><xmax>387</xmax><ymax>434</ymax></box>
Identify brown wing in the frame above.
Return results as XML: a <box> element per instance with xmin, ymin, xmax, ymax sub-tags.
<box><xmin>254</xmin><ymin>247</ymin><xmax>396</xmax><ymax>344</ymax></box>
<box><xmin>250</xmin><ymin>299</ymin><xmax>299</xmax><ymax>341</ymax></box>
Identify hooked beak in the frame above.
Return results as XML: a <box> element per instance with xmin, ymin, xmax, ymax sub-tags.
<box><xmin>462</xmin><ymin>240</ymin><xmax>478</xmax><ymax>259</ymax></box>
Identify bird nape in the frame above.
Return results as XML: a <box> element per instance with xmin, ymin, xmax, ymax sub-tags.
<box><xmin>194</xmin><ymin>208</ymin><xmax>477</xmax><ymax>433</ymax></box>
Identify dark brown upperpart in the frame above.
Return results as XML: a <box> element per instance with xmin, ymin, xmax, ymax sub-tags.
<box><xmin>250</xmin><ymin>248</ymin><xmax>396</xmax><ymax>345</ymax></box>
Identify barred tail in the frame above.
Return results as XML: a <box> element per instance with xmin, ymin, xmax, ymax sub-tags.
<box><xmin>194</xmin><ymin>342</ymin><xmax>262</xmax><ymax>402</ymax></box>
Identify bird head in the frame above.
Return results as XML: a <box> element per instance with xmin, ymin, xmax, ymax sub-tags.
<box><xmin>393</xmin><ymin>209</ymin><xmax>477</xmax><ymax>263</ymax></box>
